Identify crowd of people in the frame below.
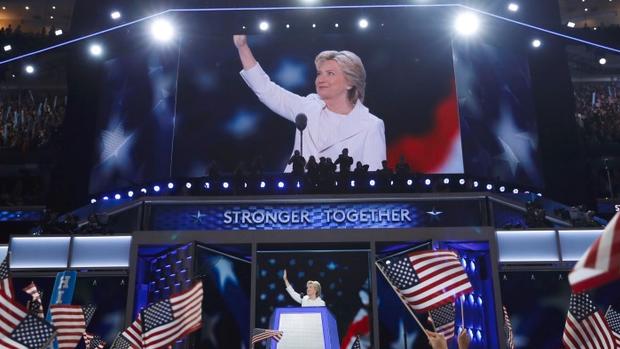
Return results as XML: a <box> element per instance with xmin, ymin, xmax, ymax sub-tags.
<box><xmin>0</xmin><ymin>90</ymin><xmax>66</xmax><ymax>151</ymax></box>
<box><xmin>574</xmin><ymin>81</ymin><xmax>620</xmax><ymax>145</ymax></box>
<box><xmin>0</xmin><ymin>23</ymin><xmax>63</xmax><ymax>56</ymax></box>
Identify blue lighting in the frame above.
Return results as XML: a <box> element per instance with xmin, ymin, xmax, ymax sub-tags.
<box><xmin>476</xmin><ymin>330</ymin><xmax>482</xmax><ymax>341</ymax></box>
<box><xmin>103</xmin><ymin>196</ymin><xmax>109</xmax><ymax>201</ymax></box>
<box><xmin>477</xmin><ymin>296</ymin><xmax>483</xmax><ymax>306</ymax></box>
<box><xmin>114</xmin><ymin>194</ymin><xmax>121</xmax><ymax>200</ymax></box>
<box><xmin>128</xmin><ymin>190</ymin><xmax>134</xmax><ymax>197</ymax></box>
<box><xmin>204</xmin><ymin>182</ymin><xmax>210</xmax><ymax>189</ymax></box>
<box><xmin>350</xmin><ymin>180</ymin><xmax>356</xmax><ymax>187</ymax></box>
<box><xmin>140</xmin><ymin>188</ymin><xmax>147</xmax><ymax>194</ymax></box>
<box><xmin>468</xmin><ymin>329</ymin><xmax>474</xmax><ymax>340</ymax></box>
<box><xmin>260</xmin><ymin>181</ymin><xmax>266</xmax><ymax>188</ymax></box>
<box><xmin>277</xmin><ymin>181</ymin><xmax>285</xmax><ymax>189</ymax></box>
<box><xmin>460</xmin><ymin>294</ymin><xmax>466</xmax><ymax>303</ymax></box>
<box><xmin>153</xmin><ymin>185</ymin><xmax>161</xmax><ymax>192</ymax></box>
<box><xmin>443</xmin><ymin>178</ymin><xmax>450</xmax><ymax>184</ymax></box>
<box><xmin>473</xmin><ymin>181</ymin><xmax>479</xmax><ymax>188</ymax></box>
<box><xmin>499</xmin><ymin>186</ymin><xmax>506</xmax><ymax>192</ymax></box>
<box><xmin>406</xmin><ymin>179</ymin><xmax>413</xmax><ymax>186</ymax></box>
<box><xmin>461</xmin><ymin>258</ymin><xmax>467</xmax><ymax>268</ymax></box>
<box><xmin>167</xmin><ymin>182</ymin><xmax>174</xmax><ymax>189</ymax></box>
<box><xmin>513</xmin><ymin>188</ymin><xmax>519</xmax><ymax>194</ymax></box>
<box><xmin>185</xmin><ymin>182</ymin><xmax>192</xmax><ymax>189</ymax></box>
<box><xmin>459</xmin><ymin>178</ymin><xmax>465</xmax><ymax>185</ymax></box>
<box><xmin>425</xmin><ymin>179</ymin><xmax>431</xmax><ymax>186</ymax></box>
<box><xmin>90</xmin><ymin>199</ymin><xmax>97</xmax><ymax>204</ymax></box>
<box><xmin>296</xmin><ymin>181</ymin><xmax>301</xmax><ymax>188</ymax></box>
<box><xmin>222</xmin><ymin>182</ymin><xmax>229</xmax><ymax>189</ymax></box>
<box><xmin>537</xmin><ymin>193</ymin><xmax>543</xmax><ymax>197</ymax></box>
<box><xmin>469</xmin><ymin>260</ymin><xmax>476</xmax><ymax>272</ymax></box>
<box><xmin>369</xmin><ymin>179</ymin><xmax>376</xmax><ymax>187</ymax></box>
<box><xmin>468</xmin><ymin>294</ymin><xmax>475</xmax><ymax>305</ymax></box>
<box><xmin>486</xmin><ymin>184</ymin><xmax>493</xmax><ymax>190</ymax></box>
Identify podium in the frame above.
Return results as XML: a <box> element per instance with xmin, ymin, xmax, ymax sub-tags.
<box><xmin>270</xmin><ymin>307</ymin><xmax>340</xmax><ymax>349</ymax></box>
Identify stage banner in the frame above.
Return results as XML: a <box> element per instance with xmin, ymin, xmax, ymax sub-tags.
<box><xmin>148</xmin><ymin>199</ymin><xmax>485</xmax><ymax>230</ymax></box>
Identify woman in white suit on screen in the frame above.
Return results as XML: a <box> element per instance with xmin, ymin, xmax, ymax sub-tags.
<box><xmin>233</xmin><ymin>35</ymin><xmax>386</xmax><ymax>173</ymax></box>
<box><xmin>282</xmin><ymin>269</ymin><xmax>325</xmax><ymax>307</ymax></box>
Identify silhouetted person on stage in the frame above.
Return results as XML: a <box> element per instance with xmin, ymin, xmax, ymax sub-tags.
<box><xmin>377</xmin><ymin>160</ymin><xmax>393</xmax><ymax>186</ymax></box>
<box><xmin>335</xmin><ymin>148</ymin><xmax>353</xmax><ymax>175</ymax></box>
<box><xmin>306</xmin><ymin>156</ymin><xmax>319</xmax><ymax>185</ymax></box>
<box><xmin>288</xmin><ymin>150</ymin><xmax>306</xmax><ymax>177</ymax></box>
<box><xmin>353</xmin><ymin>161</ymin><xmax>370</xmax><ymax>181</ymax></box>
<box><xmin>395</xmin><ymin>155</ymin><xmax>412</xmax><ymax>186</ymax></box>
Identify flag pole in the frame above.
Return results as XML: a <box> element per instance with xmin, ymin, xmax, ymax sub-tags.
<box><xmin>605</xmin><ymin>305</ymin><xmax>612</xmax><ymax>318</ymax></box>
<box><xmin>460</xmin><ymin>298</ymin><xmax>465</xmax><ymax>328</ymax></box>
<box><xmin>375</xmin><ymin>261</ymin><xmax>429</xmax><ymax>339</ymax></box>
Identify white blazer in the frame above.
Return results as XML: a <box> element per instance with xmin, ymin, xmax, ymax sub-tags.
<box><xmin>240</xmin><ymin>63</ymin><xmax>386</xmax><ymax>172</ymax></box>
<box><xmin>285</xmin><ymin>285</ymin><xmax>326</xmax><ymax>307</ymax></box>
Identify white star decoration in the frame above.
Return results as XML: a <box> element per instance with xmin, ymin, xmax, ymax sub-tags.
<box><xmin>99</xmin><ymin>123</ymin><xmax>134</xmax><ymax>164</ymax></box>
<box><xmin>214</xmin><ymin>257</ymin><xmax>239</xmax><ymax>290</ymax></box>
<box><xmin>191</xmin><ymin>211</ymin><xmax>206</xmax><ymax>224</ymax></box>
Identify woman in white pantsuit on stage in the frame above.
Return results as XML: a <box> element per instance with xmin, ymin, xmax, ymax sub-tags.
<box><xmin>282</xmin><ymin>269</ymin><xmax>325</xmax><ymax>307</ymax></box>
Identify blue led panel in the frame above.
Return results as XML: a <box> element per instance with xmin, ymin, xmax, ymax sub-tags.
<box><xmin>10</xmin><ymin>237</ymin><xmax>71</xmax><ymax>269</ymax></box>
<box><xmin>558</xmin><ymin>230</ymin><xmax>603</xmax><ymax>262</ymax></box>
<box><xmin>71</xmin><ymin>236</ymin><xmax>132</xmax><ymax>268</ymax></box>
<box><xmin>496</xmin><ymin>230</ymin><xmax>559</xmax><ymax>262</ymax></box>
<box><xmin>0</xmin><ymin>245</ymin><xmax>7</xmax><ymax>260</ymax></box>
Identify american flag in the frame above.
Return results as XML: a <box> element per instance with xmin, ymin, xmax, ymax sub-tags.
<box><xmin>1</xmin><ymin>255</ymin><xmax>13</xmax><ymax>299</ymax></box>
<box><xmin>111</xmin><ymin>316</ymin><xmax>143</xmax><ymax>349</ymax></box>
<box><xmin>562</xmin><ymin>293</ymin><xmax>616</xmax><ymax>349</ymax></box>
<box><xmin>351</xmin><ymin>336</ymin><xmax>361</xmax><ymax>349</ymax></box>
<box><xmin>0</xmin><ymin>291</ymin><xmax>56</xmax><ymax>349</ymax></box>
<box><xmin>380</xmin><ymin>250</ymin><xmax>473</xmax><ymax>312</ymax></box>
<box><xmin>605</xmin><ymin>306</ymin><xmax>620</xmax><ymax>347</ymax></box>
<box><xmin>569</xmin><ymin>212</ymin><xmax>620</xmax><ymax>293</ymax></box>
<box><xmin>141</xmin><ymin>280</ymin><xmax>203</xmax><ymax>349</ymax></box>
<box><xmin>23</xmin><ymin>282</ymin><xmax>44</xmax><ymax>319</ymax></box>
<box><xmin>429</xmin><ymin>302</ymin><xmax>456</xmax><ymax>340</ymax></box>
<box><xmin>84</xmin><ymin>333</ymin><xmax>106</xmax><ymax>349</ymax></box>
<box><xmin>502</xmin><ymin>306</ymin><xmax>515</xmax><ymax>349</ymax></box>
<box><xmin>251</xmin><ymin>328</ymin><xmax>283</xmax><ymax>345</ymax></box>
<box><xmin>50</xmin><ymin>304</ymin><xmax>87</xmax><ymax>349</ymax></box>
<box><xmin>82</xmin><ymin>304</ymin><xmax>97</xmax><ymax>328</ymax></box>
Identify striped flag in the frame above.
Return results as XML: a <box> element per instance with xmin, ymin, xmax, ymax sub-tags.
<box><xmin>380</xmin><ymin>250</ymin><xmax>473</xmax><ymax>312</ymax></box>
<box><xmin>0</xmin><ymin>291</ymin><xmax>56</xmax><ymax>349</ymax></box>
<box><xmin>140</xmin><ymin>280</ymin><xmax>203</xmax><ymax>349</ymax></box>
<box><xmin>605</xmin><ymin>306</ymin><xmax>620</xmax><ymax>347</ymax></box>
<box><xmin>503</xmin><ymin>306</ymin><xmax>515</xmax><ymax>349</ymax></box>
<box><xmin>351</xmin><ymin>336</ymin><xmax>361</xmax><ymax>349</ymax></box>
<box><xmin>50</xmin><ymin>304</ymin><xmax>87</xmax><ymax>349</ymax></box>
<box><xmin>84</xmin><ymin>333</ymin><xmax>106</xmax><ymax>349</ymax></box>
<box><xmin>569</xmin><ymin>212</ymin><xmax>620</xmax><ymax>293</ymax></box>
<box><xmin>82</xmin><ymin>304</ymin><xmax>97</xmax><ymax>328</ymax></box>
<box><xmin>562</xmin><ymin>293</ymin><xmax>616</xmax><ymax>349</ymax></box>
<box><xmin>429</xmin><ymin>302</ymin><xmax>456</xmax><ymax>340</ymax></box>
<box><xmin>251</xmin><ymin>328</ymin><xmax>283</xmax><ymax>345</ymax></box>
<box><xmin>23</xmin><ymin>282</ymin><xmax>45</xmax><ymax>319</ymax></box>
<box><xmin>111</xmin><ymin>316</ymin><xmax>143</xmax><ymax>349</ymax></box>
<box><xmin>1</xmin><ymin>255</ymin><xmax>13</xmax><ymax>299</ymax></box>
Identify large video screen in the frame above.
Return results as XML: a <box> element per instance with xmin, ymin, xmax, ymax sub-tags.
<box><xmin>88</xmin><ymin>23</ymin><xmax>464</xmax><ymax>194</ymax></box>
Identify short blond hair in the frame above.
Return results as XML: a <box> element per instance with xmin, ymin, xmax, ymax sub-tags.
<box><xmin>315</xmin><ymin>50</ymin><xmax>366</xmax><ymax>104</ymax></box>
<box><xmin>306</xmin><ymin>280</ymin><xmax>322</xmax><ymax>297</ymax></box>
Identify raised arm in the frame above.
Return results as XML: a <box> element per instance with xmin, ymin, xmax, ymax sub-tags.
<box><xmin>283</xmin><ymin>270</ymin><xmax>302</xmax><ymax>304</ymax></box>
<box><xmin>234</xmin><ymin>35</ymin><xmax>308</xmax><ymax>122</ymax></box>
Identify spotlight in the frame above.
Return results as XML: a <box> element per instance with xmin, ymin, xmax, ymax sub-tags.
<box><xmin>25</xmin><ymin>65</ymin><xmax>35</xmax><ymax>74</ymax></box>
<box><xmin>358</xmin><ymin>18</ymin><xmax>369</xmax><ymax>29</ymax></box>
<box><xmin>151</xmin><ymin>18</ymin><xmax>174</xmax><ymax>42</ymax></box>
<box><xmin>286</xmin><ymin>24</ymin><xmax>290</xmax><ymax>29</ymax></box>
<box><xmin>114</xmin><ymin>194</ymin><xmax>121</xmax><ymax>200</ymax></box>
<box><xmin>486</xmin><ymin>184</ymin><xmax>493</xmax><ymax>190</ymax></box>
<box><xmin>537</xmin><ymin>193</ymin><xmax>543</xmax><ymax>197</ymax></box>
<box><xmin>406</xmin><ymin>179</ymin><xmax>413</xmax><ymax>186</ymax></box>
<box><xmin>599</xmin><ymin>57</ymin><xmax>607</xmax><ymax>65</ymax></box>
<box><xmin>443</xmin><ymin>178</ymin><xmax>450</xmax><ymax>184</ymax></box>
<box><xmin>512</xmin><ymin>188</ymin><xmax>519</xmax><ymax>194</ymax></box>
<box><xmin>459</xmin><ymin>178</ymin><xmax>465</xmax><ymax>185</ymax></box>
<box><xmin>204</xmin><ymin>182</ymin><xmax>210</xmax><ymax>189</ymax></box>
<box><xmin>477</xmin><ymin>296</ymin><xmax>483</xmax><ymax>306</ymax></box>
<box><xmin>350</xmin><ymin>180</ymin><xmax>356</xmax><ymax>187</ymax></box>
<box><xmin>312</xmin><ymin>23</ymin><xmax>316</xmax><ymax>28</ymax></box>
<box><xmin>185</xmin><ymin>182</ymin><xmax>192</xmax><ymax>189</ymax></box>
<box><xmin>468</xmin><ymin>294</ymin><xmax>475</xmax><ymax>305</ymax></box>
<box><xmin>473</xmin><ymin>181</ymin><xmax>479</xmax><ymax>188</ymax></box>
<box><xmin>25</xmin><ymin>6</ymin><xmax>30</xmax><ymax>10</ymax></box>
<box><xmin>470</xmin><ymin>260</ymin><xmax>476</xmax><ymax>272</ymax></box>
<box><xmin>103</xmin><ymin>196</ymin><xmax>110</xmax><ymax>201</ymax></box>
<box><xmin>508</xmin><ymin>3</ymin><xmax>519</xmax><ymax>12</ymax></box>
<box><xmin>128</xmin><ymin>190</ymin><xmax>134</xmax><ymax>197</ymax></box>
<box><xmin>425</xmin><ymin>179</ymin><xmax>431</xmax><ymax>186</ymax></box>
<box><xmin>167</xmin><ymin>182</ymin><xmax>174</xmax><ymax>189</ymax></box>
<box><xmin>334</xmin><ymin>23</ymin><xmax>339</xmax><ymax>28</ymax></box>
<box><xmin>476</xmin><ymin>330</ymin><xmax>482</xmax><ymax>341</ymax></box>
<box><xmin>567</xmin><ymin>21</ymin><xmax>576</xmax><ymax>28</ymax></box>
<box><xmin>454</xmin><ymin>12</ymin><xmax>480</xmax><ymax>36</ymax></box>
<box><xmin>531</xmin><ymin>39</ymin><xmax>542</xmax><ymax>48</ymax></box>
<box><xmin>90</xmin><ymin>199</ymin><xmax>97</xmax><ymax>204</ymax></box>
<box><xmin>3</xmin><ymin>45</ymin><xmax>11</xmax><ymax>52</ymax></box>
<box><xmin>153</xmin><ymin>185</ymin><xmax>161</xmax><ymax>192</ymax></box>
<box><xmin>260</xmin><ymin>181</ymin><xmax>266</xmax><ymax>188</ymax></box>
<box><xmin>54</xmin><ymin>29</ymin><xmax>63</xmax><ymax>36</ymax></box>
<box><xmin>259</xmin><ymin>21</ymin><xmax>270</xmax><ymax>31</ymax></box>
<box><xmin>222</xmin><ymin>182</ymin><xmax>229</xmax><ymax>189</ymax></box>
<box><xmin>89</xmin><ymin>43</ymin><xmax>103</xmax><ymax>57</ymax></box>
<box><xmin>369</xmin><ymin>179</ymin><xmax>376</xmax><ymax>187</ymax></box>
<box><xmin>499</xmin><ymin>186</ymin><xmax>506</xmax><ymax>192</ymax></box>
<box><xmin>296</xmin><ymin>181</ymin><xmax>301</xmax><ymax>188</ymax></box>
<box><xmin>277</xmin><ymin>181</ymin><xmax>285</xmax><ymax>188</ymax></box>
<box><xmin>110</xmin><ymin>11</ymin><xmax>121</xmax><ymax>20</ymax></box>
<box><xmin>140</xmin><ymin>188</ymin><xmax>147</xmax><ymax>194</ymax></box>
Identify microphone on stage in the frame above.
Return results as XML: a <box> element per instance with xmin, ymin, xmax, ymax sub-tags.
<box><xmin>295</xmin><ymin>113</ymin><xmax>307</xmax><ymax>157</ymax></box>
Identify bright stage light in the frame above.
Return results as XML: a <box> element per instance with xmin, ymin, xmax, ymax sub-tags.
<box><xmin>508</xmin><ymin>3</ymin><xmax>519</xmax><ymax>12</ymax></box>
<box><xmin>89</xmin><ymin>43</ymin><xmax>103</xmax><ymax>57</ymax></box>
<box><xmin>222</xmin><ymin>182</ymin><xmax>229</xmax><ymax>189</ymax></box>
<box><xmin>350</xmin><ymin>180</ymin><xmax>356</xmax><ymax>187</ymax></box>
<box><xmin>114</xmin><ymin>194</ymin><xmax>121</xmax><ymax>200</ymax></box>
<box><xmin>443</xmin><ymin>178</ymin><xmax>450</xmax><ymax>184</ymax></box>
<box><xmin>259</xmin><ymin>21</ymin><xmax>270</xmax><ymax>31</ymax></box>
<box><xmin>425</xmin><ymin>179</ymin><xmax>431</xmax><ymax>186</ymax></box>
<box><xmin>151</xmin><ymin>18</ymin><xmax>174</xmax><ymax>42</ymax></box>
<box><xmin>90</xmin><ymin>199</ymin><xmax>97</xmax><ymax>204</ymax></box>
<box><xmin>128</xmin><ymin>191</ymin><xmax>134</xmax><ymax>197</ymax></box>
<box><xmin>110</xmin><ymin>11</ymin><xmax>121</xmax><ymax>20</ymax></box>
<box><xmin>153</xmin><ymin>185</ymin><xmax>160</xmax><ymax>192</ymax></box>
<box><xmin>486</xmin><ymin>184</ymin><xmax>493</xmax><ymax>190</ymax></box>
<box><xmin>454</xmin><ymin>12</ymin><xmax>480</xmax><ymax>36</ymax></box>
<box><xmin>532</xmin><ymin>39</ymin><xmax>542</xmax><ymax>48</ymax></box>
<box><xmin>167</xmin><ymin>182</ymin><xmax>174</xmax><ymax>189</ymax></box>
<box><xmin>499</xmin><ymin>186</ymin><xmax>506</xmax><ymax>192</ymax></box>
<box><xmin>140</xmin><ymin>188</ymin><xmax>147</xmax><ymax>194</ymax></box>
<box><xmin>358</xmin><ymin>18</ymin><xmax>369</xmax><ymax>29</ymax></box>
<box><xmin>513</xmin><ymin>188</ymin><xmax>519</xmax><ymax>194</ymax></box>
<box><xmin>260</xmin><ymin>181</ymin><xmax>266</xmax><ymax>189</ymax></box>
<box><xmin>334</xmin><ymin>23</ymin><xmax>339</xmax><ymax>28</ymax></box>
<box><xmin>369</xmin><ymin>179</ymin><xmax>376</xmax><ymax>187</ymax></box>
<box><xmin>567</xmin><ymin>21</ymin><xmax>576</xmax><ymax>28</ymax></box>
<box><xmin>54</xmin><ymin>29</ymin><xmax>63</xmax><ymax>36</ymax></box>
<box><xmin>473</xmin><ymin>181</ymin><xmax>479</xmax><ymax>188</ymax></box>
<box><xmin>25</xmin><ymin>65</ymin><xmax>35</xmax><ymax>74</ymax></box>
<box><xmin>459</xmin><ymin>178</ymin><xmax>465</xmax><ymax>185</ymax></box>
<box><xmin>185</xmin><ymin>182</ymin><xmax>192</xmax><ymax>189</ymax></box>
<box><xmin>407</xmin><ymin>179</ymin><xmax>413</xmax><ymax>186</ymax></box>
<box><xmin>599</xmin><ymin>57</ymin><xmax>607</xmax><ymax>65</ymax></box>
<box><xmin>277</xmin><ymin>181</ymin><xmax>285</xmax><ymax>188</ymax></box>
<box><xmin>3</xmin><ymin>45</ymin><xmax>11</xmax><ymax>52</ymax></box>
<box><xmin>103</xmin><ymin>196</ymin><xmax>109</xmax><ymax>201</ymax></box>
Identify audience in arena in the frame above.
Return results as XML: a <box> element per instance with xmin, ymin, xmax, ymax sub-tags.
<box><xmin>574</xmin><ymin>81</ymin><xmax>620</xmax><ymax>145</ymax></box>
